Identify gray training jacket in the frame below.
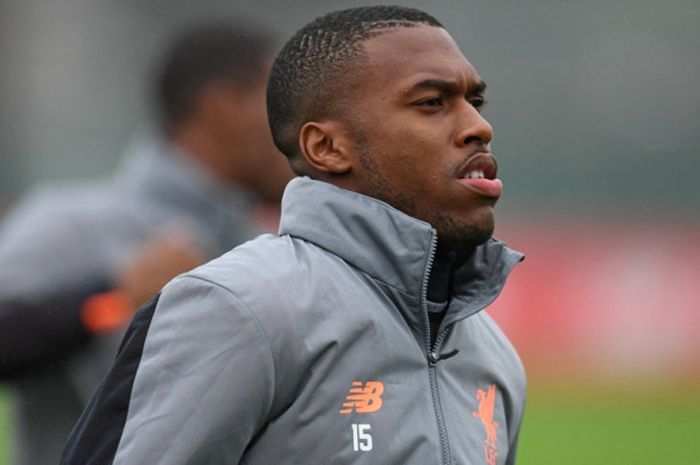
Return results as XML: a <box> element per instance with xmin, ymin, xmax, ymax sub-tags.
<box><xmin>62</xmin><ymin>176</ymin><xmax>526</xmax><ymax>465</ymax></box>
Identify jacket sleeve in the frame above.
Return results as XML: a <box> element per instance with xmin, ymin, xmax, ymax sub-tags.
<box><xmin>504</xmin><ymin>386</ymin><xmax>526</xmax><ymax>465</ymax></box>
<box><xmin>0</xmin><ymin>282</ymin><xmax>109</xmax><ymax>378</ymax></box>
<box><xmin>61</xmin><ymin>274</ymin><xmax>276</xmax><ymax>465</ymax></box>
<box><xmin>0</xmin><ymin>193</ymin><xmax>112</xmax><ymax>378</ymax></box>
<box><xmin>504</xmin><ymin>428</ymin><xmax>522</xmax><ymax>465</ymax></box>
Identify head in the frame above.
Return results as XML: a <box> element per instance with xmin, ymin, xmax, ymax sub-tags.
<box><xmin>268</xmin><ymin>6</ymin><xmax>500</xmax><ymax>250</ymax></box>
<box><xmin>153</xmin><ymin>19</ymin><xmax>292</xmax><ymax>201</ymax></box>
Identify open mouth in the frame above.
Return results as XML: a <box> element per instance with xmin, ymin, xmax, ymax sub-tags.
<box><xmin>457</xmin><ymin>153</ymin><xmax>502</xmax><ymax>198</ymax></box>
<box><xmin>458</xmin><ymin>153</ymin><xmax>498</xmax><ymax>180</ymax></box>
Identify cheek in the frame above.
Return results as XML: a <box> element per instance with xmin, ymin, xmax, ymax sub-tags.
<box><xmin>398</xmin><ymin>132</ymin><xmax>448</xmax><ymax>170</ymax></box>
<box><xmin>358</xmin><ymin>122</ymin><xmax>446</xmax><ymax>180</ymax></box>
<box><xmin>249</xmin><ymin>107</ymin><xmax>269</xmax><ymax>134</ymax></box>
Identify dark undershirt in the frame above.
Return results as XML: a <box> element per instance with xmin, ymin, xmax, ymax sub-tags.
<box><xmin>426</xmin><ymin>248</ymin><xmax>459</xmax><ymax>347</ymax></box>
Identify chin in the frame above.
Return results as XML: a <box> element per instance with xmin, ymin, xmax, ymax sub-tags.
<box><xmin>467</xmin><ymin>225</ymin><xmax>495</xmax><ymax>246</ymax></box>
<box><xmin>436</xmin><ymin>213</ymin><xmax>495</xmax><ymax>251</ymax></box>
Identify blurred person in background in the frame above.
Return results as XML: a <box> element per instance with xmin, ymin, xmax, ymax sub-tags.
<box><xmin>0</xmin><ymin>18</ymin><xmax>292</xmax><ymax>465</ymax></box>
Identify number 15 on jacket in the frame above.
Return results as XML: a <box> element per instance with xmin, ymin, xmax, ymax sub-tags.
<box><xmin>351</xmin><ymin>424</ymin><xmax>373</xmax><ymax>452</ymax></box>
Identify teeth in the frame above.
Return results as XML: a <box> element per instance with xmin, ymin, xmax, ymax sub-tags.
<box><xmin>466</xmin><ymin>170</ymin><xmax>485</xmax><ymax>179</ymax></box>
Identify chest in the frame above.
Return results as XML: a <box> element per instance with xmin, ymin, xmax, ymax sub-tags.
<box><xmin>245</xmin><ymin>308</ymin><xmax>524</xmax><ymax>465</ymax></box>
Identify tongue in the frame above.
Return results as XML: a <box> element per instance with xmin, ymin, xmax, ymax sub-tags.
<box><xmin>460</xmin><ymin>178</ymin><xmax>503</xmax><ymax>198</ymax></box>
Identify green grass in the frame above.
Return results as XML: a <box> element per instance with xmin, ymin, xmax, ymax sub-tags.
<box><xmin>0</xmin><ymin>382</ymin><xmax>698</xmax><ymax>464</ymax></box>
<box><xmin>518</xmin><ymin>382</ymin><xmax>700</xmax><ymax>465</ymax></box>
<box><xmin>0</xmin><ymin>387</ymin><xmax>9</xmax><ymax>465</ymax></box>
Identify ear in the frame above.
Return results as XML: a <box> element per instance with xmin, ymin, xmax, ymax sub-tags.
<box><xmin>299</xmin><ymin>121</ymin><xmax>353</xmax><ymax>175</ymax></box>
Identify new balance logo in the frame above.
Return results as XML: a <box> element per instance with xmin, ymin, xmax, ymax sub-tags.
<box><xmin>339</xmin><ymin>381</ymin><xmax>384</xmax><ymax>414</ymax></box>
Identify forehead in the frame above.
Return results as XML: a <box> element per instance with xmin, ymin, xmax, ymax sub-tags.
<box><xmin>360</xmin><ymin>25</ymin><xmax>480</xmax><ymax>92</ymax></box>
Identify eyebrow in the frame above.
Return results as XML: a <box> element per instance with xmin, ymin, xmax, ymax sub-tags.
<box><xmin>411</xmin><ymin>78</ymin><xmax>487</xmax><ymax>96</ymax></box>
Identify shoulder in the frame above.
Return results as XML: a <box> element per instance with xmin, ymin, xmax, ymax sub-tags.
<box><xmin>0</xmin><ymin>181</ymin><xmax>118</xmax><ymax>273</ymax></box>
<box><xmin>474</xmin><ymin>311</ymin><xmax>526</xmax><ymax>381</ymax></box>
<box><xmin>186</xmin><ymin>233</ymin><xmax>351</xmax><ymax>298</ymax></box>
<box><xmin>1</xmin><ymin>180</ymin><xmax>117</xmax><ymax>233</ymax></box>
<box><xmin>164</xmin><ymin>232</ymin><xmax>362</xmax><ymax>349</ymax></box>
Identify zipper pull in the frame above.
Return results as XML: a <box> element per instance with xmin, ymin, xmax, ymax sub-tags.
<box><xmin>428</xmin><ymin>349</ymin><xmax>460</xmax><ymax>366</ymax></box>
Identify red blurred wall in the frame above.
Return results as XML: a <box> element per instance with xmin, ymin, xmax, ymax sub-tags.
<box><xmin>489</xmin><ymin>222</ymin><xmax>700</xmax><ymax>382</ymax></box>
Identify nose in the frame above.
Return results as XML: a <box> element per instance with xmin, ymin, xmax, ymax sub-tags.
<box><xmin>455</xmin><ymin>103</ymin><xmax>493</xmax><ymax>147</ymax></box>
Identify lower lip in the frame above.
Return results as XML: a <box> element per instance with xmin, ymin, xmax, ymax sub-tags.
<box><xmin>459</xmin><ymin>178</ymin><xmax>503</xmax><ymax>198</ymax></box>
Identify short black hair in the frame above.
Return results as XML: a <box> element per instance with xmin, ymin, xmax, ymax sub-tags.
<box><xmin>154</xmin><ymin>19</ymin><xmax>275</xmax><ymax>133</ymax></box>
<box><xmin>267</xmin><ymin>6</ymin><xmax>442</xmax><ymax>166</ymax></box>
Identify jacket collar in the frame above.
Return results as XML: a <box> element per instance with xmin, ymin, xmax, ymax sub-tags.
<box><xmin>113</xmin><ymin>132</ymin><xmax>259</xmax><ymax>254</ymax></box>
<box><xmin>279</xmin><ymin>177</ymin><xmax>523</xmax><ymax>310</ymax></box>
<box><xmin>115</xmin><ymin>132</ymin><xmax>255</xmax><ymax>211</ymax></box>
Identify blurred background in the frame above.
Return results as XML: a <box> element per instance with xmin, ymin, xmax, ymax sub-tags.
<box><xmin>0</xmin><ymin>0</ymin><xmax>698</xmax><ymax>464</ymax></box>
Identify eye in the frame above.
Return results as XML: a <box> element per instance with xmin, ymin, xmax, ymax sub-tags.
<box><xmin>469</xmin><ymin>97</ymin><xmax>488</xmax><ymax>113</ymax></box>
<box><xmin>417</xmin><ymin>96</ymin><xmax>444</xmax><ymax>108</ymax></box>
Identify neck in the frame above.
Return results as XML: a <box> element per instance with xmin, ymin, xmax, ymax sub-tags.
<box><xmin>168</xmin><ymin>124</ymin><xmax>237</xmax><ymax>185</ymax></box>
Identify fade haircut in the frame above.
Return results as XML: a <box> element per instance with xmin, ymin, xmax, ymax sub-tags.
<box><xmin>267</xmin><ymin>6</ymin><xmax>442</xmax><ymax>170</ymax></box>
<box><xmin>154</xmin><ymin>19</ymin><xmax>275</xmax><ymax>133</ymax></box>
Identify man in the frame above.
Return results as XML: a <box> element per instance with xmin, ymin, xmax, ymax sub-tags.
<box><xmin>61</xmin><ymin>6</ymin><xmax>526</xmax><ymax>465</ymax></box>
<box><xmin>0</xmin><ymin>19</ymin><xmax>291</xmax><ymax>465</ymax></box>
